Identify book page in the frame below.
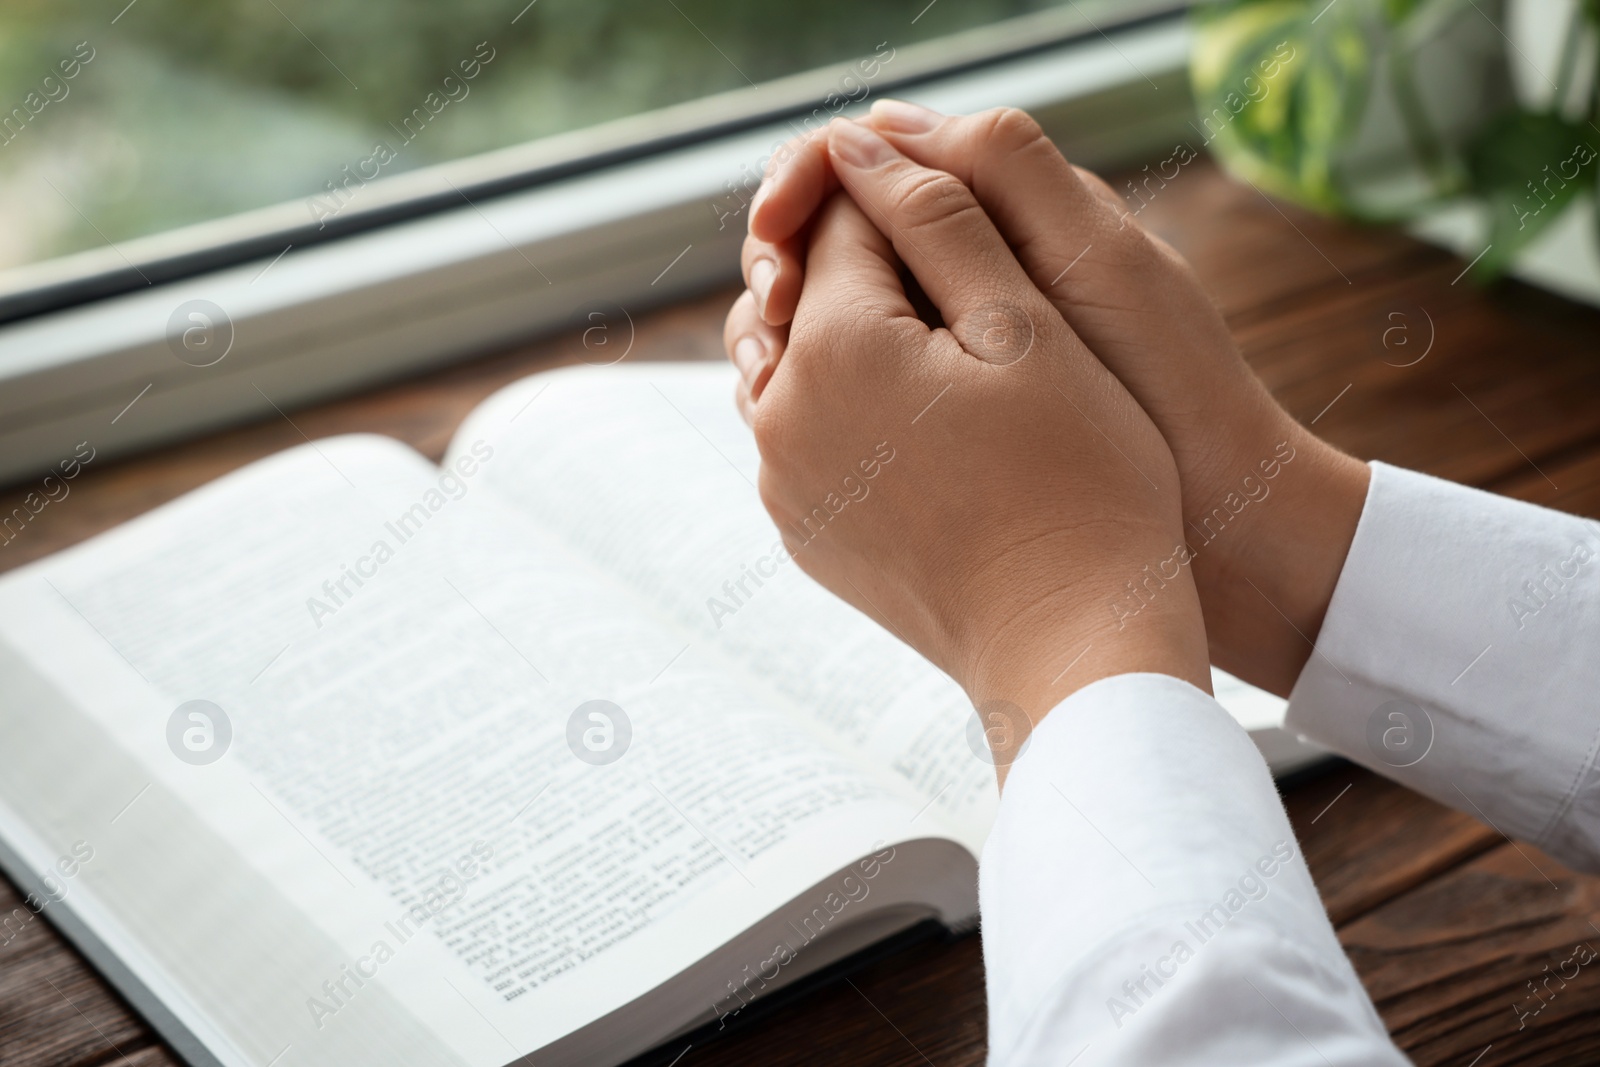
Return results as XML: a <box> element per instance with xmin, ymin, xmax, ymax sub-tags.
<box><xmin>449</xmin><ymin>363</ymin><xmax>1000</xmax><ymax>848</ymax></box>
<box><xmin>0</xmin><ymin>433</ymin><xmax>959</xmax><ymax>1065</ymax></box>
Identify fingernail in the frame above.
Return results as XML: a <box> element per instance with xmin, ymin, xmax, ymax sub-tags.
<box><xmin>871</xmin><ymin>99</ymin><xmax>941</xmax><ymax>133</ymax></box>
<box><xmin>830</xmin><ymin>119</ymin><xmax>897</xmax><ymax>170</ymax></box>
<box><xmin>733</xmin><ymin>335</ymin><xmax>766</xmax><ymax>380</ymax></box>
<box><xmin>749</xmin><ymin>257</ymin><xmax>777</xmax><ymax>314</ymax></box>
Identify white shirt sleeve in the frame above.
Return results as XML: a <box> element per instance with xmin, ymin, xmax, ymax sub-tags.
<box><xmin>1287</xmin><ymin>461</ymin><xmax>1600</xmax><ymax>871</ymax></box>
<box><xmin>980</xmin><ymin>460</ymin><xmax>1600</xmax><ymax>1063</ymax></box>
<box><xmin>980</xmin><ymin>673</ymin><xmax>1405</xmax><ymax>1065</ymax></box>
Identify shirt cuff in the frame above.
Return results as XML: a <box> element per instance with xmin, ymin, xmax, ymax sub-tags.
<box><xmin>980</xmin><ymin>673</ymin><xmax>1361</xmax><ymax>1061</ymax></box>
<box><xmin>1287</xmin><ymin>461</ymin><xmax>1600</xmax><ymax>867</ymax></box>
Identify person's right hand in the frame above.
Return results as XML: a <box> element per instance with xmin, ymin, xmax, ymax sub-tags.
<box><xmin>736</xmin><ymin>103</ymin><xmax>1372</xmax><ymax>697</ymax></box>
<box><xmin>725</xmin><ymin>126</ymin><xmax>1214</xmax><ymax>768</ymax></box>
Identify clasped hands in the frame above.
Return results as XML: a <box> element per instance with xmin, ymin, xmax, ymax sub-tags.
<box><xmin>723</xmin><ymin>101</ymin><xmax>1371</xmax><ymax>765</ymax></box>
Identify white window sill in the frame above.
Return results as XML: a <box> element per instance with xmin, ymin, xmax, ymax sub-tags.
<box><xmin>0</xmin><ymin>14</ymin><xmax>1193</xmax><ymax>485</ymax></box>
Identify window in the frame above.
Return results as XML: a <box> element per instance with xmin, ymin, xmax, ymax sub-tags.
<box><xmin>0</xmin><ymin>0</ymin><xmax>1190</xmax><ymax>483</ymax></box>
<box><xmin>1</xmin><ymin>1</ymin><xmax>1179</xmax><ymax>302</ymax></box>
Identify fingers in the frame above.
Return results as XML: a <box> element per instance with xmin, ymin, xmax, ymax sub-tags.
<box><xmin>784</xmin><ymin>192</ymin><xmax>917</xmax><ymax>363</ymax></box>
<box><xmin>734</xmin><ymin>194</ymin><xmax>924</xmax><ymax>437</ymax></box>
<box><xmin>749</xmin><ymin>104</ymin><xmax>1140</xmax><ymax>330</ymax></box>
<box><xmin>758</xmin><ymin>191</ymin><xmax>929</xmax><ymax>420</ymax></box>
<box><xmin>824</xmin><ymin>118</ymin><xmax>1056</xmax><ymax>356</ymax></box>
<box><xmin>740</xmin><ymin>231</ymin><xmax>805</xmax><ymax>326</ymax></box>
<box><xmin>723</xmin><ymin>289</ymin><xmax>788</xmax><ymax>425</ymax></box>
<box><xmin>749</xmin><ymin>194</ymin><xmax>936</xmax><ymax>523</ymax></box>
<box><xmin>749</xmin><ymin>128</ymin><xmax>837</xmax><ymax>245</ymax></box>
<box><xmin>743</xmin><ymin>127</ymin><xmax>840</xmax><ymax>325</ymax></box>
<box><xmin>852</xmin><ymin>104</ymin><xmax>1248</xmax><ymax>418</ymax></box>
<box><xmin>860</xmin><ymin>103</ymin><xmax>1133</xmax><ymax>289</ymax></box>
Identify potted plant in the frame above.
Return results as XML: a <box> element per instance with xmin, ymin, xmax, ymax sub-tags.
<box><xmin>1191</xmin><ymin>0</ymin><xmax>1599</xmax><ymax>281</ymax></box>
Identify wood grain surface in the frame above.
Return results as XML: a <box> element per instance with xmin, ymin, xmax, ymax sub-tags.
<box><xmin>3</xmin><ymin>157</ymin><xmax>1599</xmax><ymax>1067</ymax></box>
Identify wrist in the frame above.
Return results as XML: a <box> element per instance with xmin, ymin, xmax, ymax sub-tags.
<box><xmin>959</xmin><ymin>565</ymin><xmax>1212</xmax><ymax>779</ymax></box>
<box><xmin>1195</xmin><ymin>431</ymin><xmax>1369</xmax><ymax>696</ymax></box>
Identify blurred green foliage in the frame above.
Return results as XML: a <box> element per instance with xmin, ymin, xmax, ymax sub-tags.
<box><xmin>1189</xmin><ymin>0</ymin><xmax>1369</xmax><ymax>211</ymax></box>
<box><xmin>1191</xmin><ymin>0</ymin><xmax>1600</xmax><ymax>280</ymax></box>
<box><xmin>0</xmin><ymin>0</ymin><xmax>1064</xmax><ymax>268</ymax></box>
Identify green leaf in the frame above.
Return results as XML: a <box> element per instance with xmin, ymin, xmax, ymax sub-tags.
<box><xmin>1464</xmin><ymin>109</ymin><xmax>1597</xmax><ymax>278</ymax></box>
<box><xmin>1190</xmin><ymin>1</ymin><xmax>1370</xmax><ymax>212</ymax></box>
<box><xmin>1381</xmin><ymin>0</ymin><xmax>1429</xmax><ymax>24</ymax></box>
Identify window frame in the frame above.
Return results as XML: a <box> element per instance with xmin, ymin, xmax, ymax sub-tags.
<box><xmin>0</xmin><ymin>4</ymin><xmax>1197</xmax><ymax>485</ymax></box>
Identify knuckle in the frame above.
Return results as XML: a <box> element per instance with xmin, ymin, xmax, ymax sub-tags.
<box><xmin>831</xmin><ymin>295</ymin><xmax>897</xmax><ymax>339</ymax></box>
<box><xmin>978</xmin><ymin>106</ymin><xmax>1048</xmax><ymax>156</ymax></box>
<box><xmin>795</xmin><ymin>301</ymin><xmax>901</xmax><ymax>372</ymax></box>
<box><xmin>793</xmin><ymin>296</ymin><xmax>887</xmax><ymax>353</ymax></box>
<box><xmin>890</xmin><ymin>168</ymin><xmax>981</xmax><ymax>233</ymax></box>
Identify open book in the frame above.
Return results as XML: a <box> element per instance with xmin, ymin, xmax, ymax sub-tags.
<box><xmin>0</xmin><ymin>362</ymin><xmax>1324</xmax><ymax>1067</ymax></box>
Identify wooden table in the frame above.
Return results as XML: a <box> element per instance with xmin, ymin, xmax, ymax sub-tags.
<box><xmin>3</xmin><ymin>158</ymin><xmax>1599</xmax><ymax>1067</ymax></box>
